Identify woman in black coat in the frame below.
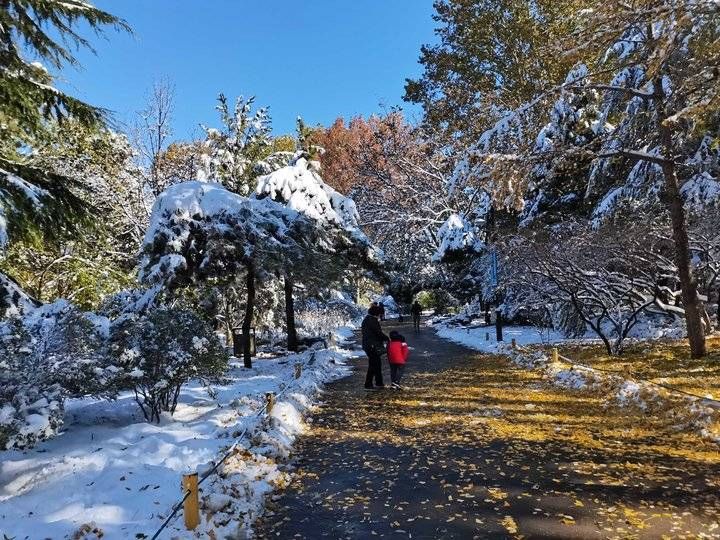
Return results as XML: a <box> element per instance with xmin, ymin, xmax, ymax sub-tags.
<box><xmin>361</xmin><ymin>304</ymin><xmax>389</xmax><ymax>389</ymax></box>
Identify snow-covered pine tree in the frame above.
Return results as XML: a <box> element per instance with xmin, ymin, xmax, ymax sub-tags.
<box><xmin>448</xmin><ymin>1</ymin><xmax>719</xmax><ymax>357</ymax></box>
<box><xmin>0</xmin><ymin>0</ymin><xmax>129</xmax><ymax>315</ymax></box>
<box><xmin>197</xmin><ymin>94</ymin><xmax>273</xmax><ymax>196</ymax></box>
<box><xmin>139</xmin><ymin>181</ymin><xmax>313</xmax><ymax>367</ymax></box>
<box><xmin>254</xmin><ymin>143</ymin><xmax>375</xmax><ymax>350</ymax></box>
<box><xmin>1</xmin><ymin>121</ymin><xmax>147</xmax><ymax>308</ymax></box>
<box><xmin>547</xmin><ymin>0</ymin><xmax>720</xmax><ymax>358</ymax></box>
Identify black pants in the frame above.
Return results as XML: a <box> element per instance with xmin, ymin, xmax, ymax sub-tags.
<box><xmin>364</xmin><ymin>348</ymin><xmax>384</xmax><ymax>387</ymax></box>
<box><xmin>390</xmin><ymin>364</ymin><xmax>405</xmax><ymax>384</ymax></box>
<box><xmin>413</xmin><ymin>314</ymin><xmax>421</xmax><ymax>331</ymax></box>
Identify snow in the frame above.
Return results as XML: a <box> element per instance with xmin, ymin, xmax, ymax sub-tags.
<box><xmin>143</xmin><ymin>181</ymin><xmax>262</xmax><ymax>246</ymax></box>
<box><xmin>255</xmin><ymin>156</ymin><xmax>360</xmax><ymax>230</ymax></box>
<box><xmin>0</xmin><ymin>273</ymin><xmax>40</xmax><ymax>318</ymax></box>
<box><xmin>373</xmin><ymin>294</ymin><xmax>400</xmax><ymax>317</ymax></box>
<box><xmin>0</xmin><ymin>168</ymin><xmax>53</xmax><ymax>249</ymax></box>
<box><xmin>0</xmin><ymin>330</ymin><xmax>360</xmax><ymax>539</ymax></box>
<box><xmin>680</xmin><ymin>172</ymin><xmax>720</xmax><ymax>208</ymax></box>
<box><xmin>506</xmin><ymin>347</ymin><xmax>720</xmax><ymax>446</ymax></box>
<box><xmin>590</xmin><ymin>186</ymin><xmax>625</xmax><ymax>227</ymax></box>
<box><xmin>139</xmin><ymin>181</ymin><xmax>300</xmax><ymax>287</ymax></box>
<box><xmin>434</xmin><ymin>323</ymin><xmax>566</xmax><ymax>354</ymax></box>
<box><xmin>432</xmin><ymin>213</ymin><xmax>484</xmax><ymax>261</ymax></box>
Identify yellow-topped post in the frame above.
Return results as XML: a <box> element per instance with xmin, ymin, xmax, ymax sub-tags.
<box><xmin>182</xmin><ymin>472</ymin><xmax>200</xmax><ymax>530</ymax></box>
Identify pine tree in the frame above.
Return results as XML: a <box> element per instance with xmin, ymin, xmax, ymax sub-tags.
<box><xmin>197</xmin><ymin>94</ymin><xmax>273</xmax><ymax>195</ymax></box>
<box><xmin>0</xmin><ymin>0</ymin><xmax>129</xmax><ymax>314</ymax></box>
<box><xmin>550</xmin><ymin>0</ymin><xmax>720</xmax><ymax>358</ymax></box>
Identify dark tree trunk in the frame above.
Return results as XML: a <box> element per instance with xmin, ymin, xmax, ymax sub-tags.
<box><xmin>284</xmin><ymin>272</ymin><xmax>298</xmax><ymax>352</ymax></box>
<box><xmin>495</xmin><ymin>308</ymin><xmax>503</xmax><ymax>342</ymax></box>
<box><xmin>656</xmin><ymin>87</ymin><xmax>706</xmax><ymax>358</ymax></box>
<box><xmin>242</xmin><ymin>261</ymin><xmax>256</xmax><ymax>368</ymax></box>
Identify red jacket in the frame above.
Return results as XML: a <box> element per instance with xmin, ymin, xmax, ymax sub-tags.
<box><xmin>387</xmin><ymin>341</ymin><xmax>409</xmax><ymax>365</ymax></box>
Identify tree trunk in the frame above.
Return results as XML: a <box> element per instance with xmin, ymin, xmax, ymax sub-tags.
<box><xmin>495</xmin><ymin>308</ymin><xmax>503</xmax><ymax>341</ymax></box>
<box><xmin>658</xmin><ymin>114</ymin><xmax>706</xmax><ymax>358</ymax></box>
<box><xmin>242</xmin><ymin>261</ymin><xmax>256</xmax><ymax>368</ymax></box>
<box><xmin>284</xmin><ymin>272</ymin><xmax>298</xmax><ymax>352</ymax></box>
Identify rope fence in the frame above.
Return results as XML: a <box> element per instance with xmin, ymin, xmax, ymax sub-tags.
<box><xmin>149</xmin><ymin>362</ymin><xmax>304</xmax><ymax>540</ymax></box>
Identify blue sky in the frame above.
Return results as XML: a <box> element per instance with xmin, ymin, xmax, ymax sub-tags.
<box><xmin>57</xmin><ymin>1</ymin><xmax>437</xmax><ymax>139</ymax></box>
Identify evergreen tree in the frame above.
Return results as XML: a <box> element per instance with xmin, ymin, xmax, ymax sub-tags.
<box><xmin>0</xmin><ymin>0</ymin><xmax>129</xmax><ymax>313</ymax></box>
<box><xmin>197</xmin><ymin>94</ymin><xmax>273</xmax><ymax>195</ymax></box>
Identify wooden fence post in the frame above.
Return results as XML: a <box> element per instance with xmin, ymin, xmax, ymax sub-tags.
<box><xmin>294</xmin><ymin>363</ymin><xmax>302</xmax><ymax>379</ymax></box>
<box><xmin>182</xmin><ymin>472</ymin><xmax>200</xmax><ymax>530</ymax></box>
<box><xmin>485</xmin><ymin>332</ymin><xmax>490</xmax><ymax>341</ymax></box>
<box><xmin>551</xmin><ymin>347</ymin><xmax>559</xmax><ymax>363</ymax></box>
<box><xmin>511</xmin><ymin>338</ymin><xmax>516</xmax><ymax>349</ymax></box>
<box><xmin>266</xmin><ymin>392</ymin><xmax>275</xmax><ymax>415</ymax></box>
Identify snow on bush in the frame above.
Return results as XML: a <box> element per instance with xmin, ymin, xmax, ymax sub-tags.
<box><xmin>296</xmin><ymin>293</ymin><xmax>363</xmax><ymax>338</ymax></box>
<box><xmin>0</xmin><ymin>301</ymin><xmax>113</xmax><ymax>449</ymax></box>
<box><xmin>110</xmin><ymin>308</ymin><xmax>228</xmax><ymax>423</ymax></box>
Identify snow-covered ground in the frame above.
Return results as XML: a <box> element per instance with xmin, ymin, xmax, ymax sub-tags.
<box><xmin>434</xmin><ymin>321</ymin><xmax>566</xmax><ymax>352</ymax></box>
<box><xmin>0</xmin><ymin>329</ymin><xmax>360</xmax><ymax>539</ymax></box>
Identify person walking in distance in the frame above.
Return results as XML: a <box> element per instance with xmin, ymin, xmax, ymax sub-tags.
<box><xmin>361</xmin><ymin>304</ymin><xmax>389</xmax><ymax>390</ymax></box>
<box><xmin>411</xmin><ymin>300</ymin><xmax>422</xmax><ymax>332</ymax></box>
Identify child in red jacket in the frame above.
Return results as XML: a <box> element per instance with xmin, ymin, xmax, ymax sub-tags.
<box><xmin>387</xmin><ymin>330</ymin><xmax>409</xmax><ymax>389</ymax></box>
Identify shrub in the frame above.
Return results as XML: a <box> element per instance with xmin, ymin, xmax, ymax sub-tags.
<box><xmin>111</xmin><ymin>308</ymin><xmax>228</xmax><ymax>423</ymax></box>
<box><xmin>0</xmin><ymin>302</ymin><xmax>113</xmax><ymax>449</ymax></box>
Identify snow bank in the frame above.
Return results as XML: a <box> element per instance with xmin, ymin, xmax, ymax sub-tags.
<box><xmin>0</xmin><ymin>333</ymin><xmax>359</xmax><ymax>539</ymax></box>
<box><xmin>435</xmin><ymin>323</ymin><xmax>566</xmax><ymax>354</ymax></box>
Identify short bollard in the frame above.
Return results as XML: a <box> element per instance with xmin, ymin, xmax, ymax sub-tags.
<box><xmin>182</xmin><ymin>472</ymin><xmax>200</xmax><ymax>530</ymax></box>
<box><xmin>266</xmin><ymin>392</ymin><xmax>275</xmax><ymax>415</ymax></box>
<box><xmin>294</xmin><ymin>363</ymin><xmax>302</xmax><ymax>379</ymax></box>
<box><xmin>511</xmin><ymin>338</ymin><xmax>516</xmax><ymax>349</ymax></box>
<box><xmin>485</xmin><ymin>332</ymin><xmax>490</xmax><ymax>341</ymax></box>
<box><xmin>552</xmin><ymin>347</ymin><xmax>559</xmax><ymax>363</ymax></box>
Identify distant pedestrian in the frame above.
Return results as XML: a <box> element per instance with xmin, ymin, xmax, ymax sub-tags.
<box><xmin>411</xmin><ymin>301</ymin><xmax>422</xmax><ymax>332</ymax></box>
<box><xmin>361</xmin><ymin>304</ymin><xmax>389</xmax><ymax>390</ymax></box>
<box><xmin>387</xmin><ymin>330</ymin><xmax>409</xmax><ymax>389</ymax></box>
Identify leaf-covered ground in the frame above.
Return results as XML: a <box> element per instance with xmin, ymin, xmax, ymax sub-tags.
<box><xmin>557</xmin><ymin>336</ymin><xmax>720</xmax><ymax>397</ymax></box>
<box><xmin>255</xmin><ymin>322</ymin><xmax>720</xmax><ymax>539</ymax></box>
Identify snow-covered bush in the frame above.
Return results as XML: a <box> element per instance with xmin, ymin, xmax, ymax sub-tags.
<box><xmin>110</xmin><ymin>308</ymin><xmax>228</xmax><ymax>423</ymax></box>
<box><xmin>0</xmin><ymin>301</ymin><xmax>113</xmax><ymax>449</ymax></box>
<box><xmin>296</xmin><ymin>293</ymin><xmax>362</xmax><ymax>338</ymax></box>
